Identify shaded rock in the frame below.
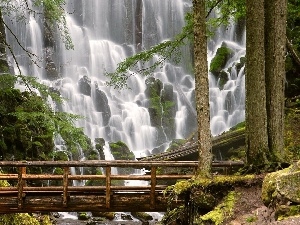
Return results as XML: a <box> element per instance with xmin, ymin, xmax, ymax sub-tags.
<box><xmin>95</xmin><ymin>137</ymin><xmax>105</xmax><ymax>160</ymax></box>
<box><xmin>109</xmin><ymin>141</ymin><xmax>135</xmax><ymax>174</ymax></box>
<box><xmin>121</xmin><ymin>213</ymin><xmax>133</xmax><ymax>220</ymax></box>
<box><xmin>44</xmin><ymin>47</ymin><xmax>59</xmax><ymax>80</ymax></box>
<box><xmin>262</xmin><ymin>162</ymin><xmax>300</xmax><ymax>220</ymax></box>
<box><xmin>131</xmin><ymin>212</ymin><xmax>153</xmax><ymax>222</ymax></box>
<box><xmin>91</xmin><ymin>212</ymin><xmax>115</xmax><ymax>220</ymax></box>
<box><xmin>94</xmin><ymin>83</ymin><xmax>111</xmax><ymax>126</ymax></box>
<box><xmin>78</xmin><ymin>75</ymin><xmax>91</xmax><ymax>96</ymax></box>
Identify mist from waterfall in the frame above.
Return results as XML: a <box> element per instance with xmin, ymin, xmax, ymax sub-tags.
<box><xmin>4</xmin><ymin>0</ymin><xmax>245</xmax><ymax>158</ymax></box>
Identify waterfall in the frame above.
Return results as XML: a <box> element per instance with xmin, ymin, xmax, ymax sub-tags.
<box><xmin>4</xmin><ymin>1</ymin><xmax>245</xmax><ymax>158</ymax></box>
<box><xmin>208</xmin><ymin>21</ymin><xmax>246</xmax><ymax>136</ymax></box>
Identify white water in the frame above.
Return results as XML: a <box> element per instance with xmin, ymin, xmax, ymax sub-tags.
<box><xmin>4</xmin><ymin>1</ymin><xmax>245</xmax><ymax>158</ymax></box>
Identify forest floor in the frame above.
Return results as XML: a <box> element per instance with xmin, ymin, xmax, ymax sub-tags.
<box><xmin>225</xmin><ymin>180</ymin><xmax>300</xmax><ymax>225</ymax></box>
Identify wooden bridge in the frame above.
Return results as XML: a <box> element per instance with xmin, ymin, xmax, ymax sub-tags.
<box><xmin>138</xmin><ymin>129</ymin><xmax>245</xmax><ymax>161</ymax></box>
<box><xmin>0</xmin><ymin>160</ymin><xmax>244</xmax><ymax>213</ymax></box>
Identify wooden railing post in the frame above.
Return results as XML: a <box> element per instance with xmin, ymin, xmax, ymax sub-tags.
<box><xmin>106</xmin><ymin>166</ymin><xmax>111</xmax><ymax>209</ymax></box>
<box><xmin>18</xmin><ymin>167</ymin><xmax>26</xmax><ymax>209</ymax></box>
<box><xmin>63</xmin><ymin>167</ymin><xmax>69</xmax><ymax>207</ymax></box>
<box><xmin>150</xmin><ymin>166</ymin><xmax>156</xmax><ymax>209</ymax></box>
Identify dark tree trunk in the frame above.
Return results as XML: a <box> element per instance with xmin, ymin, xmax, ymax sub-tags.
<box><xmin>193</xmin><ymin>0</ymin><xmax>212</xmax><ymax>176</ymax></box>
<box><xmin>245</xmin><ymin>0</ymin><xmax>269</xmax><ymax>166</ymax></box>
<box><xmin>265</xmin><ymin>0</ymin><xmax>287</xmax><ymax>160</ymax></box>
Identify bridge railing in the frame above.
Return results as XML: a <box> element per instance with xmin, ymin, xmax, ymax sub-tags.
<box><xmin>0</xmin><ymin>160</ymin><xmax>243</xmax><ymax>211</ymax></box>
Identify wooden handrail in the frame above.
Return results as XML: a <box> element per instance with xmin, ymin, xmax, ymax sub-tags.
<box><xmin>0</xmin><ymin>160</ymin><xmax>244</xmax><ymax>167</ymax></box>
<box><xmin>0</xmin><ymin>160</ymin><xmax>244</xmax><ymax>211</ymax></box>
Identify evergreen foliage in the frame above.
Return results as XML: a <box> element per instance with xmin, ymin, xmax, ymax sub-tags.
<box><xmin>0</xmin><ymin>74</ymin><xmax>89</xmax><ymax>162</ymax></box>
<box><xmin>1</xmin><ymin>0</ymin><xmax>73</xmax><ymax>49</ymax></box>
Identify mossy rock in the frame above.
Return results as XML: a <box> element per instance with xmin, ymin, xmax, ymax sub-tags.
<box><xmin>191</xmin><ymin>189</ymin><xmax>217</xmax><ymax>209</ymax></box>
<box><xmin>77</xmin><ymin>212</ymin><xmax>90</xmax><ymax>220</ymax></box>
<box><xmin>95</xmin><ymin>137</ymin><xmax>106</xmax><ymax>160</ymax></box>
<box><xmin>235</xmin><ymin>56</ymin><xmax>246</xmax><ymax>74</ymax></box>
<box><xmin>109</xmin><ymin>141</ymin><xmax>135</xmax><ymax>160</ymax></box>
<box><xmin>131</xmin><ymin>212</ymin><xmax>153</xmax><ymax>221</ymax></box>
<box><xmin>91</xmin><ymin>212</ymin><xmax>115</xmax><ymax>220</ymax></box>
<box><xmin>218</xmin><ymin>70</ymin><xmax>229</xmax><ymax>90</ymax></box>
<box><xmin>196</xmin><ymin>191</ymin><xmax>239</xmax><ymax>225</ymax></box>
<box><xmin>210</xmin><ymin>43</ymin><xmax>232</xmax><ymax>75</ymax></box>
<box><xmin>276</xmin><ymin>205</ymin><xmax>300</xmax><ymax>221</ymax></box>
<box><xmin>109</xmin><ymin>141</ymin><xmax>135</xmax><ymax>174</ymax></box>
<box><xmin>262</xmin><ymin>162</ymin><xmax>300</xmax><ymax>205</ymax></box>
<box><xmin>0</xmin><ymin>213</ymin><xmax>51</xmax><ymax>225</ymax></box>
<box><xmin>166</xmin><ymin>139</ymin><xmax>186</xmax><ymax>152</ymax></box>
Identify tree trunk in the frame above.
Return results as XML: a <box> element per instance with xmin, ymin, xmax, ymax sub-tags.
<box><xmin>265</xmin><ymin>0</ymin><xmax>287</xmax><ymax>160</ymax></box>
<box><xmin>193</xmin><ymin>0</ymin><xmax>212</xmax><ymax>177</ymax></box>
<box><xmin>245</xmin><ymin>0</ymin><xmax>269</xmax><ymax>166</ymax></box>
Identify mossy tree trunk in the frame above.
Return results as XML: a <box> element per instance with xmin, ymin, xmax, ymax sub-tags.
<box><xmin>245</xmin><ymin>0</ymin><xmax>270</xmax><ymax>166</ymax></box>
<box><xmin>193</xmin><ymin>0</ymin><xmax>212</xmax><ymax>177</ymax></box>
<box><xmin>265</xmin><ymin>0</ymin><xmax>287</xmax><ymax>160</ymax></box>
<box><xmin>246</xmin><ymin>0</ymin><xmax>287</xmax><ymax>168</ymax></box>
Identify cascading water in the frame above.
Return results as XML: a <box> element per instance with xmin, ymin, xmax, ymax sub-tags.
<box><xmin>4</xmin><ymin>0</ymin><xmax>245</xmax><ymax>160</ymax></box>
<box><xmin>208</xmin><ymin>21</ymin><xmax>246</xmax><ymax>136</ymax></box>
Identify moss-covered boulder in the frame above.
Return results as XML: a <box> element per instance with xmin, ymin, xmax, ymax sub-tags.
<box><xmin>131</xmin><ymin>212</ymin><xmax>153</xmax><ymax>222</ymax></box>
<box><xmin>109</xmin><ymin>141</ymin><xmax>135</xmax><ymax>160</ymax></box>
<box><xmin>77</xmin><ymin>212</ymin><xmax>90</xmax><ymax>220</ymax></box>
<box><xmin>145</xmin><ymin>77</ymin><xmax>176</xmax><ymax>145</ymax></box>
<box><xmin>196</xmin><ymin>191</ymin><xmax>239</xmax><ymax>225</ymax></box>
<box><xmin>162</xmin><ymin>175</ymin><xmax>257</xmax><ymax>224</ymax></box>
<box><xmin>95</xmin><ymin>137</ymin><xmax>106</xmax><ymax>160</ymax></box>
<box><xmin>218</xmin><ymin>70</ymin><xmax>229</xmax><ymax>90</ymax></box>
<box><xmin>262</xmin><ymin>162</ymin><xmax>300</xmax><ymax>204</ymax></box>
<box><xmin>109</xmin><ymin>141</ymin><xmax>135</xmax><ymax>174</ymax></box>
<box><xmin>0</xmin><ymin>213</ymin><xmax>52</xmax><ymax>225</ymax></box>
<box><xmin>262</xmin><ymin>161</ymin><xmax>300</xmax><ymax>220</ymax></box>
<box><xmin>210</xmin><ymin>43</ymin><xmax>232</xmax><ymax>76</ymax></box>
<box><xmin>91</xmin><ymin>212</ymin><xmax>115</xmax><ymax>220</ymax></box>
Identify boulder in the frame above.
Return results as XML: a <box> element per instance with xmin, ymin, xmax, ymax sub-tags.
<box><xmin>94</xmin><ymin>83</ymin><xmax>111</xmax><ymax>126</ymax></box>
<box><xmin>262</xmin><ymin>161</ymin><xmax>300</xmax><ymax>220</ymax></box>
<box><xmin>78</xmin><ymin>75</ymin><xmax>91</xmax><ymax>96</ymax></box>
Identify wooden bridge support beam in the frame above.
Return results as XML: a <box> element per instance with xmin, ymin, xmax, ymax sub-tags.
<box><xmin>106</xmin><ymin>166</ymin><xmax>111</xmax><ymax>209</ymax></box>
<box><xmin>63</xmin><ymin>167</ymin><xmax>69</xmax><ymax>207</ymax></box>
<box><xmin>17</xmin><ymin>167</ymin><xmax>26</xmax><ymax>209</ymax></box>
<box><xmin>150</xmin><ymin>166</ymin><xmax>156</xmax><ymax>209</ymax></box>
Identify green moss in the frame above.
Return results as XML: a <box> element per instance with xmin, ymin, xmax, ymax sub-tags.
<box><xmin>285</xmin><ymin>109</ymin><xmax>300</xmax><ymax>160</ymax></box>
<box><xmin>246</xmin><ymin>215</ymin><xmax>258</xmax><ymax>223</ymax></box>
<box><xmin>166</xmin><ymin>139</ymin><xmax>186</xmax><ymax>152</ymax></box>
<box><xmin>109</xmin><ymin>141</ymin><xmax>135</xmax><ymax>160</ymax></box>
<box><xmin>77</xmin><ymin>212</ymin><xmax>90</xmax><ymax>220</ymax></box>
<box><xmin>229</xmin><ymin>121</ymin><xmax>245</xmax><ymax>131</ymax></box>
<box><xmin>276</xmin><ymin>205</ymin><xmax>300</xmax><ymax>221</ymax></box>
<box><xmin>210</xmin><ymin>45</ymin><xmax>232</xmax><ymax>74</ymax></box>
<box><xmin>196</xmin><ymin>191</ymin><xmax>239</xmax><ymax>225</ymax></box>
<box><xmin>131</xmin><ymin>212</ymin><xmax>153</xmax><ymax>221</ymax></box>
<box><xmin>0</xmin><ymin>213</ymin><xmax>52</xmax><ymax>225</ymax></box>
<box><xmin>167</xmin><ymin>174</ymin><xmax>255</xmax><ymax>196</ymax></box>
